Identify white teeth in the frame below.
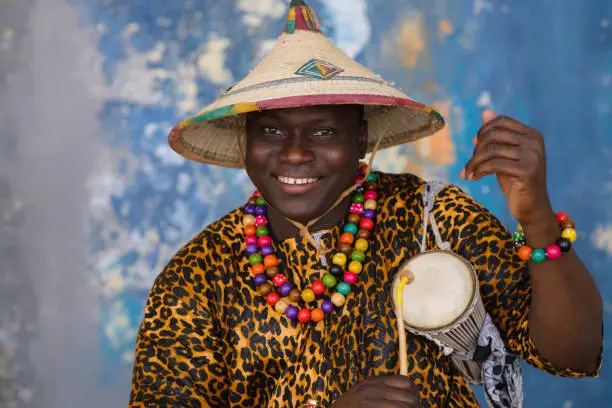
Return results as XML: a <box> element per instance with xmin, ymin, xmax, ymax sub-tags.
<box><xmin>277</xmin><ymin>176</ymin><xmax>318</xmax><ymax>185</ymax></box>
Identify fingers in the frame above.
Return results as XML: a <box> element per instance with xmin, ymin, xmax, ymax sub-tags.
<box><xmin>462</xmin><ymin>112</ymin><xmax>543</xmax><ymax>180</ymax></box>
<box><xmin>465</xmin><ymin>158</ymin><xmax>528</xmax><ymax>180</ymax></box>
<box><xmin>360</xmin><ymin>400</ymin><xmax>419</xmax><ymax>408</ymax></box>
<box><xmin>364</xmin><ymin>375</ymin><xmax>417</xmax><ymax>391</ymax></box>
<box><xmin>357</xmin><ymin>376</ymin><xmax>421</xmax><ymax>406</ymax></box>
<box><xmin>481</xmin><ymin>109</ymin><xmax>497</xmax><ymax>123</ymax></box>
<box><xmin>478</xmin><ymin>114</ymin><xmax>530</xmax><ymax>140</ymax></box>
<box><xmin>462</xmin><ymin>129</ymin><xmax>530</xmax><ymax>180</ymax></box>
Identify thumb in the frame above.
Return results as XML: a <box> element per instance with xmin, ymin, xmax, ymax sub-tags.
<box><xmin>481</xmin><ymin>109</ymin><xmax>497</xmax><ymax>123</ymax></box>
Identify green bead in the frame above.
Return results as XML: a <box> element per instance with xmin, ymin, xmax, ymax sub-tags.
<box><xmin>322</xmin><ymin>273</ymin><xmax>337</xmax><ymax>288</ymax></box>
<box><xmin>366</xmin><ymin>172</ymin><xmax>377</xmax><ymax>182</ymax></box>
<box><xmin>512</xmin><ymin>231</ymin><xmax>525</xmax><ymax>241</ymax></box>
<box><xmin>352</xmin><ymin>193</ymin><xmax>365</xmax><ymax>203</ymax></box>
<box><xmin>531</xmin><ymin>248</ymin><xmax>547</xmax><ymax>263</ymax></box>
<box><xmin>343</xmin><ymin>223</ymin><xmax>358</xmax><ymax>235</ymax></box>
<box><xmin>255</xmin><ymin>198</ymin><xmax>266</xmax><ymax>206</ymax></box>
<box><xmin>350</xmin><ymin>250</ymin><xmax>365</xmax><ymax>262</ymax></box>
<box><xmin>249</xmin><ymin>253</ymin><xmax>263</xmax><ymax>265</ymax></box>
<box><xmin>256</xmin><ymin>226</ymin><xmax>269</xmax><ymax>237</ymax></box>
<box><xmin>336</xmin><ymin>282</ymin><xmax>351</xmax><ymax>296</ymax></box>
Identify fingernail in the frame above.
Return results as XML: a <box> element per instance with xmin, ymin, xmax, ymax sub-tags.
<box><xmin>468</xmin><ymin>172</ymin><xmax>474</xmax><ymax>180</ymax></box>
<box><xmin>460</xmin><ymin>169</ymin><xmax>466</xmax><ymax>179</ymax></box>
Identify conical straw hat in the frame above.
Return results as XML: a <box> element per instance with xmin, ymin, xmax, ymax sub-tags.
<box><xmin>169</xmin><ymin>0</ymin><xmax>445</xmax><ymax>168</ymax></box>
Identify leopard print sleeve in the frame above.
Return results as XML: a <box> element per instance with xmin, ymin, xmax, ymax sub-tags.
<box><xmin>129</xmin><ymin>236</ymin><xmax>230</xmax><ymax>408</ymax></box>
<box><xmin>430</xmin><ymin>184</ymin><xmax>602</xmax><ymax>378</ymax></box>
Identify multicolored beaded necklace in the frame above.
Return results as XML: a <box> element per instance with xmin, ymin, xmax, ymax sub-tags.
<box><xmin>242</xmin><ymin>164</ymin><xmax>378</xmax><ymax>323</ymax></box>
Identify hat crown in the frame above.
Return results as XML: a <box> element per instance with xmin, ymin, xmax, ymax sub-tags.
<box><xmin>284</xmin><ymin>0</ymin><xmax>320</xmax><ymax>33</ymax></box>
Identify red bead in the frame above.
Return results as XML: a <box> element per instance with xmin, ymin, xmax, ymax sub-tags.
<box><xmin>546</xmin><ymin>244</ymin><xmax>561</xmax><ymax>260</ymax></box>
<box><xmin>273</xmin><ymin>274</ymin><xmax>287</xmax><ymax>287</ymax></box>
<box><xmin>359</xmin><ymin>164</ymin><xmax>369</xmax><ymax>174</ymax></box>
<box><xmin>364</xmin><ymin>190</ymin><xmax>377</xmax><ymax>201</ymax></box>
<box><xmin>312</xmin><ymin>280</ymin><xmax>326</xmax><ymax>295</ymax></box>
<box><xmin>246</xmin><ymin>235</ymin><xmax>257</xmax><ymax>245</ymax></box>
<box><xmin>555</xmin><ymin>212</ymin><xmax>569</xmax><ymax>223</ymax></box>
<box><xmin>343</xmin><ymin>271</ymin><xmax>358</xmax><ymax>285</ymax></box>
<box><xmin>297</xmin><ymin>308</ymin><xmax>311</xmax><ymax>323</ymax></box>
<box><xmin>359</xmin><ymin>218</ymin><xmax>374</xmax><ymax>230</ymax></box>
<box><xmin>350</xmin><ymin>203</ymin><xmax>364</xmax><ymax>215</ymax></box>
<box><xmin>354</xmin><ymin>176</ymin><xmax>364</xmax><ymax>185</ymax></box>
<box><xmin>266</xmin><ymin>292</ymin><xmax>280</xmax><ymax>306</ymax></box>
<box><xmin>253</xmin><ymin>190</ymin><xmax>261</xmax><ymax>197</ymax></box>
<box><xmin>258</xmin><ymin>235</ymin><xmax>272</xmax><ymax>247</ymax></box>
<box><xmin>254</xmin><ymin>215</ymin><xmax>268</xmax><ymax>227</ymax></box>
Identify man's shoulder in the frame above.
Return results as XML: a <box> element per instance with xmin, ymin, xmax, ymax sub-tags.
<box><xmin>175</xmin><ymin>207</ymin><xmax>243</xmax><ymax>260</ymax></box>
<box><xmin>152</xmin><ymin>207</ymin><xmax>243</xmax><ymax>298</ymax></box>
<box><xmin>375</xmin><ymin>172</ymin><xmax>485</xmax><ymax>221</ymax></box>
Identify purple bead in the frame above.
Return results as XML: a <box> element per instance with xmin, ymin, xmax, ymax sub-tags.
<box><xmin>279</xmin><ymin>282</ymin><xmax>293</xmax><ymax>297</ymax></box>
<box><xmin>363</xmin><ymin>209</ymin><xmax>376</xmax><ymax>219</ymax></box>
<box><xmin>245</xmin><ymin>244</ymin><xmax>259</xmax><ymax>255</ymax></box>
<box><xmin>321</xmin><ymin>300</ymin><xmax>335</xmax><ymax>314</ymax></box>
<box><xmin>285</xmin><ymin>305</ymin><xmax>299</xmax><ymax>320</ymax></box>
<box><xmin>245</xmin><ymin>204</ymin><xmax>257</xmax><ymax>215</ymax></box>
<box><xmin>261</xmin><ymin>246</ymin><xmax>274</xmax><ymax>257</ymax></box>
<box><xmin>253</xmin><ymin>274</ymin><xmax>267</xmax><ymax>286</ymax></box>
<box><xmin>255</xmin><ymin>206</ymin><xmax>267</xmax><ymax>216</ymax></box>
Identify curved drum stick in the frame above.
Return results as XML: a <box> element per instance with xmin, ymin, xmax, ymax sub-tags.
<box><xmin>394</xmin><ymin>269</ymin><xmax>414</xmax><ymax>376</ymax></box>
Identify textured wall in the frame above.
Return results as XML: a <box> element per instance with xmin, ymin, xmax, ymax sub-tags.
<box><xmin>0</xmin><ymin>0</ymin><xmax>610</xmax><ymax>407</ymax></box>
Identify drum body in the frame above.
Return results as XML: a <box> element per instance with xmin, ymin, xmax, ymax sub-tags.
<box><xmin>392</xmin><ymin>250</ymin><xmax>486</xmax><ymax>383</ymax></box>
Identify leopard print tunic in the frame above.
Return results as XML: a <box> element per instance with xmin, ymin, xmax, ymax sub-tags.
<box><xmin>129</xmin><ymin>173</ymin><xmax>594</xmax><ymax>407</ymax></box>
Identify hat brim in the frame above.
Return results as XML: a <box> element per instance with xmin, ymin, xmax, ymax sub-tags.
<box><xmin>169</xmin><ymin>93</ymin><xmax>444</xmax><ymax>169</ymax></box>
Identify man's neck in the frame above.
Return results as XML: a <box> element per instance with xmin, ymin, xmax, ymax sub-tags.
<box><xmin>266</xmin><ymin>195</ymin><xmax>352</xmax><ymax>242</ymax></box>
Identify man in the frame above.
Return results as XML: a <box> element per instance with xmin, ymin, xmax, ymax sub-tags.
<box><xmin>129</xmin><ymin>1</ymin><xmax>602</xmax><ymax>407</ymax></box>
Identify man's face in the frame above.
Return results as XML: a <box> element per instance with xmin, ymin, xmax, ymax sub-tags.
<box><xmin>245</xmin><ymin>105</ymin><xmax>368</xmax><ymax>224</ymax></box>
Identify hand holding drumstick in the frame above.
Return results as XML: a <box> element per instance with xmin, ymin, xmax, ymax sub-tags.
<box><xmin>331</xmin><ymin>271</ymin><xmax>420</xmax><ymax>408</ymax></box>
<box><xmin>331</xmin><ymin>376</ymin><xmax>422</xmax><ymax>407</ymax></box>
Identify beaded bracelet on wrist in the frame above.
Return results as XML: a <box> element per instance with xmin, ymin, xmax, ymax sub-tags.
<box><xmin>512</xmin><ymin>212</ymin><xmax>577</xmax><ymax>263</ymax></box>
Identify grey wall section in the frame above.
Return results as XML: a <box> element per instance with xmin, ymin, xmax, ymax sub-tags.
<box><xmin>1</xmin><ymin>0</ymin><xmax>610</xmax><ymax>407</ymax></box>
<box><xmin>1</xmin><ymin>0</ymin><xmax>123</xmax><ymax>406</ymax></box>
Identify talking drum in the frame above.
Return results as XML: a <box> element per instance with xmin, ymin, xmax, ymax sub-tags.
<box><xmin>392</xmin><ymin>250</ymin><xmax>486</xmax><ymax>383</ymax></box>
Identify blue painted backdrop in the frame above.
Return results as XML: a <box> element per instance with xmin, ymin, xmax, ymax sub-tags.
<box><xmin>0</xmin><ymin>0</ymin><xmax>609</xmax><ymax>407</ymax></box>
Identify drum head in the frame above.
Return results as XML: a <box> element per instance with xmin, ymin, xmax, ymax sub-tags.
<box><xmin>392</xmin><ymin>251</ymin><xmax>477</xmax><ymax>331</ymax></box>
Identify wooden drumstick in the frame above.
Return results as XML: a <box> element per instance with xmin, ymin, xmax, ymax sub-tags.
<box><xmin>395</xmin><ymin>269</ymin><xmax>414</xmax><ymax>376</ymax></box>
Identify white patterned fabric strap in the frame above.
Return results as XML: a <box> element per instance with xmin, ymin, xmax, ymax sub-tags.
<box><xmin>420</xmin><ymin>180</ymin><xmax>451</xmax><ymax>252</ymax></box>
<box><xmin>478</xmin><ymin>315</ymin><xmax>524</xmax><ymax>408</ymax></box>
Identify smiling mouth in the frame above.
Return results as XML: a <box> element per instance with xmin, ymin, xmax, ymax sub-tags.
<box><xmin>275</xmin><ymin>175</ymin><xmax>321</xmax><ymax>185</ymax></box>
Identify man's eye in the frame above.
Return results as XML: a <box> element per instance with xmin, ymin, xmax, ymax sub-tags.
<box><xmin>312</xmin><ymin>129</ymin><xmax>335</xmax><ymax>137</ymax></box>
<box><xmin>262</xmin><ymin>127</ymin><xmax>284</xmax><ymax>136</ymax></box>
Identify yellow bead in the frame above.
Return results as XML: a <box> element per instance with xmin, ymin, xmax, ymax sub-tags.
<box><xmin>301</xmin><ymin>288</ymin><xmax>316</xmax><ymax>303</ymax></box>
<box><xmin>275</xmin><ymin>299</ymin><xmax>289</xmax><ymax>314</ymax></box>
<box><xmin>332</xmin><ymin>252</ymin><xmax>347</xmax><ymax>267</ymax></box>
<box><xmin>562</xmin><ymin>227</ymin><xmax>577</xmax><ymax>243</ymax></box>
<box><xmin>354</xmin><ymin>238</ymin><xmax>369</xmax><ymax>252</ymax></box>
<box><xmin>348</xmin><ymin>261</ymin><xmax>362</xmax><ymax>274</ymax></box>
<box><xmin>331</xmin><ymin>292</ymin><xmax>346</xmax><ymax>307</ymax></box>
<box><xmin>364</xmin><ymin>200</ymin><xmax>377</xmax><ymax>210</ymax></box>
<box><xmin>243</xmin><ymin>215</ymin><xmax>255</xmax><ymax>226</ymax></box>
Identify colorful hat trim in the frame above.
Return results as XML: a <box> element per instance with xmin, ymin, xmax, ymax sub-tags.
<box><xmin>285</xmin><ymin>0</ymin><xmax>320</xmax><ymax>33</ymax></box>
